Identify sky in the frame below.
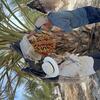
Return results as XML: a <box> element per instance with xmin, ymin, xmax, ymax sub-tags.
<box><xmin>1</xmin><ymin>0</ymin><xmax>27</xmax><ymax>99</ymax></box>
<box><xmin>15</xmin><ymin>84</ymin><xmax>26</xmax><ymax>100</ymax></box>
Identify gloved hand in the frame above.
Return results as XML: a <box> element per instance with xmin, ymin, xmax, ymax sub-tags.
<box><xmin>20</xmin><ymin>35</ymin><xmax>42</xmax><ymax>61</ymax></box>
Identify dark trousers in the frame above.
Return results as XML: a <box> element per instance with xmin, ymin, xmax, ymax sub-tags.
<box><xmin>88</xmin><ymin>52</ymin><xmax>100</xmax><ymax>72</ymax></box>
<box><xmin>84</xmin><ymin>6</ymin><xmax>100</xmax><ymax>24</ymax></box>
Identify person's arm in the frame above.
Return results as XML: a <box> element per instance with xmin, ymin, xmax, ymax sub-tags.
<box><xmin>88</xmin><ymin>52</ymin><xmax>100</xmax><ymax>59</ymax></box>
<box><xmin>22</xmin><ymin>58</ymin><xmax>60</xmax><ymax>82</ymax></box>
<box><xmin>83</xmin><ymin>6</ymin><xmax>100</xmax><ymax>24</ymax></box>
<box><xmin>48</xmin><ymin>12</ymin><xmax>73</xmax><ymax>32</ymax></box>
<box><xmin>21</xmin><ymin>66</ymin><xmax>46</xmax><ymax>78</ymax></box>
<box><xmin>54</xmin><ymin>22</ymin><xmax>72</xmax><ymax>33</ymax></box>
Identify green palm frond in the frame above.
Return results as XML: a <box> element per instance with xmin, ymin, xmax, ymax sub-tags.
<box><xmin>1</xmin><ymin>0</ymin><xmax>29</xmax><ymax>30</ymax></box>
<box><xmin>24</xmin><ymin>79</ymin><xmax>54</xmax><ymax>100</ymax></box>
<box><xmin>0</xmin><ymin>0</ymin><xmax>54</xmax><ymax>99</ymax></box>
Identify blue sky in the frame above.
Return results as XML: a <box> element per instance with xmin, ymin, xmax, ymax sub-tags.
<box><xmin>15</xmin><ymin>84</ymin><xmax>26</xmax><ymax>100</ymax></box>
<box><xmin>1</xmin><ymin>0</ymin><xmax>27</xmax><ymax>99</ymax></box>
<box><xmin>8</xmin><ymin>0</ymin><xmax>27</xmax><ymax>99</ymax></box>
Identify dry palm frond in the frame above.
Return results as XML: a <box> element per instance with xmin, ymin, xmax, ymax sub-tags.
<box><xmin>94</xmin><ymin>23</ymin><xmax>100</xmax><ymax>50</ymax></box>
<box><xmin>54</xmin><ymin>30</ymin><xmax>90</xmax><ymax>55</ymax></box>
<box><xmin>28</xmin><ymin>23</ymin><xmax>100</xmax><ymax>57</ymax></box>
<box><xmin>55</xmin><ymin>24</ymin><xmax>100</xmax><ymax>55</ymax></box>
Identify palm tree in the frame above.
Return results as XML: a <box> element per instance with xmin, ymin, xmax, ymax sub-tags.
<box><xmin>0</xmin><ymin>0</ymin><xmax>54</xmax><ymax>100</ymax></box>
<box><xmin>0</xmin><ymin>0</ymin><xmax>100</xmax><ymax>100</ymax></box>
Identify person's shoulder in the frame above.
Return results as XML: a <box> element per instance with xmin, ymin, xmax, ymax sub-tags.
<box><xmin>79</xmin><ymin>56</ymin><xmax>94</xmax><ymax>64</ymax></box>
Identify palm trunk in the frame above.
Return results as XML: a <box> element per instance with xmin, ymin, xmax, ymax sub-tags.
<box><xmin>53</xmin><ymin>23</ymin><xmax>100</xmax><ymax>100</ymax></box>
<box><xmin>59</xmin><ymin>73</ymin><xmax>100</xmax><ymax>100</ymax></box>
<box><xmin>53</xmin><ymin>1</ymin><xmax>100</xmax><ymax>100</ymax></box>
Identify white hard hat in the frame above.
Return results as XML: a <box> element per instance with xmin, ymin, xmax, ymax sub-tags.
<box><xmin>42</xmin><ymin>57</ymin><xmax>59</xmax><ymax>78</ymax></box>
<box><xmin>35</xmin><ymin>16</ymin><xmax>48</xmax><ymax>28</ymax></box>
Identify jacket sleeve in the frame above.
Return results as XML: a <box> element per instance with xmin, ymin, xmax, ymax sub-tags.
<box><xmin>48</xmin><ymin>12</ymin><xmax>72</xmax><ymax>32</ymax></box>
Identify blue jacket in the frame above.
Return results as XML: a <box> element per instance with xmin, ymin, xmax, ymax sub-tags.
<box><xmin>48</xmin><ymin>6</ymin><xmax>100</xmax><ymax>32</ymax></box>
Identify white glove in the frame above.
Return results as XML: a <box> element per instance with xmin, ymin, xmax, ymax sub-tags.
<box><xmin>20</xmin><ymin>35</ymin><xmax>41</xmax><ymax>61</ymax></box>
<box><xmin>59</xmin><ymin>53</ymin><xmax>80</xmax><ymax>77</ymax></box>
<box><xmin>59</xmin><ymin>53</ymin><xmax>95</xmax><ymax>77</ymax></box>
<box><xmin>78</xmin><ymin>56</ymin><xmax>95</xmax><ymax>77</ymax></box>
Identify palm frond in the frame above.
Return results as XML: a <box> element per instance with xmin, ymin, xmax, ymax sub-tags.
<box><xmin>0</xmin><ymin>0</ymin><xmax>54</xmax><ymax>99</ymax></box>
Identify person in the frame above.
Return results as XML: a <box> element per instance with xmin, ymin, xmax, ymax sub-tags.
<box><xmin>10</xmin><ymin>33</ymin><xmax>57</xmax><ymax>80</ymax></box>
<box><xmin>34</xmin><ymin>6</ymin><xmax>100</xmax><ymax>33</ymax></box>
<box><xmin>22</xmin><ymin>51</ymin><xmax>100</xmax><ymax>81</ymax></box>
<box><xmin>11</xmin><ymin>36</ymin><xmax>100</xmax><ymax>81</ymax></box>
